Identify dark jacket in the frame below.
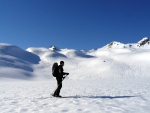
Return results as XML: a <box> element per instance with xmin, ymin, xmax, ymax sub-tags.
<box><xmin>58</xmin><ymin>65</ymin><xmax>66</xmax><ymax>78</ymax></box>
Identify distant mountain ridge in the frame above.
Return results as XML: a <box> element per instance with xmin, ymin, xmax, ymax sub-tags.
<box><xmin>104</xmin><ymin>37</ymin><xmax>150</xmax><ymax>49</ymax></box>
<box><xmin>48</xmin><ymin>37</ymin><xmax>150</xmax><ymax>51</ymax></box>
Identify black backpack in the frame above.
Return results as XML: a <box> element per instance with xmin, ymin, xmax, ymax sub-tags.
<box><xmin>52</xmin><ymin>62</ymin><xmax>58</xmax><ymax>77</ymax></box>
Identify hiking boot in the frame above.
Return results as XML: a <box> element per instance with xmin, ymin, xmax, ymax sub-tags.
<box><xmin>55</xmin><ymin>95</ymin><xmax>62</xmax><ymax>97</ymax></box>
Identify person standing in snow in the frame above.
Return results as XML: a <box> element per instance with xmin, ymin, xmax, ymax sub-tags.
<box><xmin>53</xmin><ymin>61</ymin><xmax>69</xmax><ymax>97</ymax></box>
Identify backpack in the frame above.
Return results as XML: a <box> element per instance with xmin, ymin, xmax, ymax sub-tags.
<box><xmin>52</xmin><ymin>62</ymin><xmax>58</xmax><ymax>77</ymax></box>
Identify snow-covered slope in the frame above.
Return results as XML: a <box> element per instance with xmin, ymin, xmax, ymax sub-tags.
<box><xmin>26</xmin><ymin>37</ymin><xmax>150</xmax><ymax>80</ymax></box>
<box><xmin>0</xmin><ymin>37</ymin><xmax>150</xmax><ymax>80</ymax></box>
<box><xmin>0</xmin><ymin>43</ymin><xmax>40</xmax><ymax>80</ymax></box>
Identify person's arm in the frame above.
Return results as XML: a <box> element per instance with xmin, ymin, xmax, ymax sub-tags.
<box><xmin>59</xmin><ymin>66</ymin><xmax>69</xmax><ymax>76</ymax></box>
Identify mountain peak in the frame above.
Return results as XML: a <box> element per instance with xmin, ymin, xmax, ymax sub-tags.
<box><xmin>107</xmin><ymin>41</ymin><xmax>125</xmax><ymax>49</ymax></box>
<box><xmin>137</xmin><ymin>37</ymin><xmax>150</xmax><ymax>47</ymax></box>
<box><xmin>49</xmin><ymin>45</ymin><xmax>59</xmax><ymax>51</ymax></box>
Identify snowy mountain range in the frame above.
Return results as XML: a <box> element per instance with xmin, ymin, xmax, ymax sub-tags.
<box><xmin>0</xmin><ymin>37</ymin><xmax>150</xmax><ymax>80</ymax></box>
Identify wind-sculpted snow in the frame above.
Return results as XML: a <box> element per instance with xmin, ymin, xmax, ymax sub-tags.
<box><xmin>0</xmin><ymin>43</ymin><xmax>40</xmax><ymax>64</ymax></box>
<box><xmin>0</xmin><ymin>43</ymin><xmax>40</xmax><ymax>79</ymax></box>
<box><xmin>27</xmin><ymin>47</ymin><xmax>66</xmax><ymax>58</ymax></box>
<box><xmin>27</xmin><ymin>48</ymin><xmax>94</xmax><ymax>59</ymax></box>
<box><xmin>60</xmin><ymin>49</ymin><xmax>94</xmax><ymax>58</ymax></box>
<box><xmin>0</xmin><ymin>57</ymin><xmax>33</xmax><ymax>72</ymax></box>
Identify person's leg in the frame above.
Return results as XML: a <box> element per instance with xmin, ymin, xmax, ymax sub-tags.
<box><xmin>56</xmin><ymin>77</ymin><xmax>62</xmax><ymax>96</ymax></box>
<box><xmin>53</xmin><ymin>77</ymin><xmax>62</xmax><ymax>96</ymax></box>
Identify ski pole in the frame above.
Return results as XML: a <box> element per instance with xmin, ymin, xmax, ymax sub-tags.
<box><xmin>57</xmin><ymin>74</ymin><xmax>68</xmax><ymax>87</ymax></box>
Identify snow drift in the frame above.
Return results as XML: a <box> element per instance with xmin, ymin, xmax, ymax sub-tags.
<box><xmin>0</xmin><ymin>43</ymin><xmax>40</xmax><ymax>64</ymax></box>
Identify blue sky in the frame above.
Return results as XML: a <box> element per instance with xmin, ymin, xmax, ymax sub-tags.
<box><xmin>0</xmin><ymin>0</ymin><xmax>150</xmax><ymax>50</ymax></box>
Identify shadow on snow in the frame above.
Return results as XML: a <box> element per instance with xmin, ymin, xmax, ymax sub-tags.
<box><xmin>67</xmin><ymin>95</ymin><xmax>136</xmax><ymax>99</ymax></box>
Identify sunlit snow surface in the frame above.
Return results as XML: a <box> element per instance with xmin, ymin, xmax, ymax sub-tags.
<box><xmin>1</xmin><ymin>39</ymin><xmax>150</xmax><ymax>113</ymax></box>
<box><xmin>1</xmin><ymin>78</ymin><xmax>150</xmax><ymax>113</ymax></box>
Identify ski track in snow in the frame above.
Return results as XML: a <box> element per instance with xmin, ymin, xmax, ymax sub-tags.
<box><xmin>1</xmin><ymin>78</ymin><xmax>150</xmax><ymax>113</ymax></box>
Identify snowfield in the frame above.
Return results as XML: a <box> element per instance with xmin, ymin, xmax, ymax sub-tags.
<box><xmin>0</xmin><ymin>38</ymin><xmax>150</xmax><ymax>113</ymax></box>
<box><xmin>1</xmin><ymin>78</ymin><xmax>150</xmax><ymax>113</ymax></box>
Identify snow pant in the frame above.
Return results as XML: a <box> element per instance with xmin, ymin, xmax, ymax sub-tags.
<box><xmin>53</xmin><ymin>77</ymin><xmax>62</xmax><ymax>96</ymax></box>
